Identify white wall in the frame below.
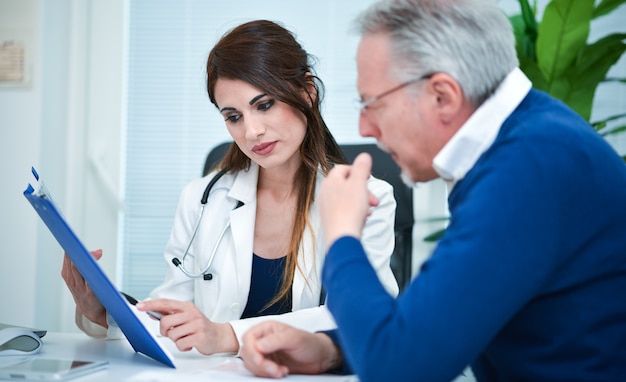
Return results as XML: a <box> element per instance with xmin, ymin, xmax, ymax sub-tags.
<box><xmin>0</xmin><ymin>0</ymin><xmax>41</xmax><ymax>329</ymax></box>
<box><xmin>0</xmin><ymin>0</ymin><xmax>124</xmax><ymax>332</ymax></box>
<box><xmin>1</xmin><ymin>0</ymin><xmax>624</xmax><ymax>336</ymax></box>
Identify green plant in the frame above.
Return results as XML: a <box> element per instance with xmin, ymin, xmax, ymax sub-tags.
<box><xmin>423</xmin><ymin>0</ymin><xmax>626</xmax><ymax>243</ymax></box>
<box><xmin>510</xmin><ymin>0</ymin><xmax>626</xmax><ymax>139</ymax></box>
<box><xmin>420</xmin><ymin>217</ymin><xmax>449</xmax><ymax>243</ymax></box>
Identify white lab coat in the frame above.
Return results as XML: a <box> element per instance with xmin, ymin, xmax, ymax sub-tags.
<box><xmin>77</xmin><ymin>162</ymin><xmax>399</xmax><ymax>348</ymax></box>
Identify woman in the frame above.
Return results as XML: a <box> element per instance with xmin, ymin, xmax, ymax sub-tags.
<box><xmin>62</xmin><ymin>19</ymin><xmax>398</xmax><ymax>356</ymax></box>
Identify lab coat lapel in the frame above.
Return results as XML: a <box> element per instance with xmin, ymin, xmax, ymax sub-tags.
<box><xmin>228</xmin><ymin>164</ymin><xmax>259</xmax><ymax>310</ymax></box>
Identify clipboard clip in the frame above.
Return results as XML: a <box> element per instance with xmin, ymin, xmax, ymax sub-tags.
<box><xmin>27</xmin><ymin>167</ymin><xmax>54</xmax><ymax>200</ymax></box>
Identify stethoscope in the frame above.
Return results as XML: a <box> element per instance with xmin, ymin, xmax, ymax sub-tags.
<box><xmin>171</xmin><ymin>168</ymin><xmax>242</xmax><ymax>281</ymax></box>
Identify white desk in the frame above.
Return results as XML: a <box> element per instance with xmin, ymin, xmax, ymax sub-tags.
<box><xmin>0</xmin><ymin>332</ymin><xmax>357</xmax><ymax>381</ymax></box>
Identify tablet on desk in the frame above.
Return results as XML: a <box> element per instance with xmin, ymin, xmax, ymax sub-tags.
<box><xmin>23</xmin><ymin>167</ymin><xmax>175</xmax><ymax>368</ymax></box>
<box><xmin>0</xmin><ymin>358</ymin><xmax>108</xmax><ymax>381</ymax></box>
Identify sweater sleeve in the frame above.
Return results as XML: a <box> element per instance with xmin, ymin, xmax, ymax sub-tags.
<box><xmin>322</xmin><ymin>138</ymin><xmax>571</xmax><ymax>381</ymax></box>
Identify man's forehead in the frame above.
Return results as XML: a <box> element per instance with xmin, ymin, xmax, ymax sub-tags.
<box><xmin>357</xmin><ymin>33</ymin><xmax>391</xmax><ymax>68</ymax></box>
<box><xmin>356</xmin><ymin>33</ymin><xmax>392</xmax><ymax>90</ymax></box>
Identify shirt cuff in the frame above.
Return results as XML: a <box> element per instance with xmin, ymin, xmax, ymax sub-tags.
<box><xmin>105</xmin><ymin>311</ymin><xmax>125</xmax><ymax>339</ymax></box>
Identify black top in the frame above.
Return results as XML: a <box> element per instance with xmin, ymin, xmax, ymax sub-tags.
<box><xmin>240</xmin><ymin>254</ymin><xmax>291</xmax><ymax>319</ymax></box>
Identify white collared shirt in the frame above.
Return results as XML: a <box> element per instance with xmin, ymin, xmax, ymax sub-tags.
<box><xmin>433</xmin><ymin>68</ymin><xmax>532</xmax><ymax>190</ymax></box>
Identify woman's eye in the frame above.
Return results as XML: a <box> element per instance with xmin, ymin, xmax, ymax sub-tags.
<box><xmin>225</xmin><ymin>114</ymin><xmax>241</xmax><ymax>123</ymax></box>
<box><xmin>258</xmin><ymin>99</ymin><xmax>274</xmax><ymax>111</ymax></box>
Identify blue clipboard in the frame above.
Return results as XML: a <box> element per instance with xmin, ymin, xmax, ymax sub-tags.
<box><xmin>23</xmin><ymin>167</ymin><xmax>175</xmax><ymax>368</ymax></box>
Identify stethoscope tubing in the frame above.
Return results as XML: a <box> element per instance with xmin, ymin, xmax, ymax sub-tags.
<box><xmin>177</xmin><ymin>204</ymin><xmax>231</xmax><ymax>278</ymax></box>
<box><xmin>173</xmin><ymin>168</ymin><xmax>231</xmax><ymax>279</ymax></box>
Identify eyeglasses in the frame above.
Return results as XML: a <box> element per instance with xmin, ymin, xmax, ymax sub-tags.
<box><xmin>355</xmin><ymin>72</ymin><xmax>436</xmax><ymax>114</ymax></box>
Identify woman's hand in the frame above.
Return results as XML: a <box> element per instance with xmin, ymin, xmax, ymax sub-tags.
<box><xmin>61</xmin><ymin>249</ymin><xmax>107</xmax><ymax>328</ymax></box>
<box><xmin>137</xmin><ymin>298</ymin><xmax>239</xmax><ymax>355</ymax></box>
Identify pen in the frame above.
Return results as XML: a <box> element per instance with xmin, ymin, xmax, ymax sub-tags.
<box><xmin>121</xmin><ymin>292</ymin><xmax>165</xmax><ymax>320</ymax></box>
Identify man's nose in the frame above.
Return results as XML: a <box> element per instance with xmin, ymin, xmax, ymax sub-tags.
<box><xmin>359</xmin><ymin>113</ymin><xmax>380</xmax><ymax>139</ymax></box>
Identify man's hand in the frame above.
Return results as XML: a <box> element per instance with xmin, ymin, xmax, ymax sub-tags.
<box><xmin>320</xmin><ymin>152</ymin><xmax>379</xmax><ymax>250</ymax></box>
<box><xmin>61</xmin><ymin>249</ymin><xmax>107</xmax><ymax>328</ymax></box>
<box><xmin>240</xmin><ymin>321</ymin><xmax>342</xmax><ymax>378</ymax></box>
<box><xmin>136</xmin><ymin>299</ymin><xmax>238</xmax><ymax>355</ymax></box>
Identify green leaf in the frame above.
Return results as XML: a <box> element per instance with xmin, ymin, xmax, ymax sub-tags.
<box><xmin>602</xmin><ymin>77</ymin><xmax>626</xmax><ymax>84</ymax></box>
<box><xmin>593</xmin><ymin>0</ymin><xmax>626</xmax><ymax>19</ymax></box>
<box><xmin>545</xmin><ymin>76</ymin><xmax>573</xmax><ymax>105</ymax></box>
<box><xmin>519</xmin><ymin>0</ymin><xmax>538</xmax><ymax>32</ymax></box>
<box><xmin>511</xmin><ymin>14</ymin><xmax>535</xmax><ymax>61</ymax></box>
<box><xmin>574</xmin><ymin>33</ymin><xmax>626</xmax><ymax>79</ymax></box>
<box><xmin>517</xmin><ymin>0</ymin><xmax>538</xmax><ymax>60</ymax></box>
<box><xmin>536</xmin><ymin>0</ymin><xmax>594</xmax><ymax>86</ymax></box>
<box><xmin>564</xmin><ymin>33</ymin><xmax>626</xmax><ymax>119</ymax></box>
<box><xmin>510</xmin><ymin>14</ymin><xmax>526</xmax><ymax>42</ymax></box>
<box><xmin>423</xmin><ymin>228</ymin><xmax>446</xmax><ymax>243</ymax></box>
<box><xmin>593</xmin><ymin>112</ymin><xmax>626</xmax><ymax>136</ymax></box>
<box><xmin>518</xmin><ymin>55</ymin><xmax>548</xmax><ymax>89</ymax></box>
<box><xmin>591</xmin><ymin>113</ymin><xmax>626</xmax><ymax>135</ymax></box>
<box><xmin>600</xmin><ymin>124</ymin><xmax>626</xmax><ymax>137</ymax></box>
<box><xmin>593</xmin><ymin>120</ymin><xmax>607</xmax><ymax>132</ymax></box>
<box><xmin>596</xmin><ymin>112</ymin><xmax>626</xmax><ymax>124</ymax></box>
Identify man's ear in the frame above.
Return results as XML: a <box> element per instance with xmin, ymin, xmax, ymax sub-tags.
<box><xmin>429</xmin><ymin>72</ymin><xmax>464</xmax><ymax>125</ymax></box>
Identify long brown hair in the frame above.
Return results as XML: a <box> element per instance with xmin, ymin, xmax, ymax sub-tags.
<box><xmin>206</xmin><ymin>20</ymin><xmax>346</xmax><ymax>308</ymax></box>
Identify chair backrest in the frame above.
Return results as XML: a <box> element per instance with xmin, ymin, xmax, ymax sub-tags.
<box><xmin>202</xmin><ymin>142</ymin><xmax>413</xmax><ymax>291</ymax></box>
<box><xmin>203</xmin><ymin>141</ymin><xmax>232</xmax><ymax>176</ymax></box>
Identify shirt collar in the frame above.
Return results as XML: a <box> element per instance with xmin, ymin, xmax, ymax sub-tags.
<box><xmin>229</xmin><ymin>161</ymin><xmax>259</xmax><ymax>204</ymax></box>
<box><xmin>432</xmin><ymin>68</ymin><xmax>532</xmax><ymax>187</ymax></box>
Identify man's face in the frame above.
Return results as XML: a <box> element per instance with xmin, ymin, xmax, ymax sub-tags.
<box><xmin>355</xmin><ymin>32</ymin><xmax>442</xmax><ymax>184</ymax></box>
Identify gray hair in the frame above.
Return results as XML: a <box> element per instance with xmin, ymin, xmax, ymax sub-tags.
<box><xmin>353</xmin><ymin>0</ymin><xmax>519</xmax><ymax>107</ymax></box>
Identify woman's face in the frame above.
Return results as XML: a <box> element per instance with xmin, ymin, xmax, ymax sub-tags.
<box><xmin>214</xmin><ymin>78</ymin><xmax>307</xmax><ymax>172</ymax></box>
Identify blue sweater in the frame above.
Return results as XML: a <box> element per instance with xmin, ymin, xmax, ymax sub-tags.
<box><xmin>322</xmin><ymin>89</ymin><xmax>626</xmax><ymax>381</ymax></box>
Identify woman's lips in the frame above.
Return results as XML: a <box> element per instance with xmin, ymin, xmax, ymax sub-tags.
<box><xmin>252</xmin><ymin>141</ymin><xmax>277</xmax><ymax>155</ymax></box>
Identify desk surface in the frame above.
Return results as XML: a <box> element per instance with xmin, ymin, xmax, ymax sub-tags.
<box><xmin>0</xmin><ymin>332</ymin><xmax>357</xmax><ymax>381</ymax></box>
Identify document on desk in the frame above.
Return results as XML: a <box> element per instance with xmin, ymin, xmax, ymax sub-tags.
<box><xmin>23</xmin><ymin>167</ymin><xmax>176</xmax><ymax>368</ymax></box>
<box><xmin>129</xmin><ymin>369</ymin><xmax>358</xmax><ymax>381</ymax></box>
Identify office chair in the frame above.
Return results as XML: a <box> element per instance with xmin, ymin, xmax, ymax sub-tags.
<box><xmin>202</xmin><ymin>141</ymin><xmax>414</xmax><ymax>291</ymax></box>
<box><xmin>202</xmin><ymin>141</ymin><xmax>232</xmax><ymax>176</ymax></box>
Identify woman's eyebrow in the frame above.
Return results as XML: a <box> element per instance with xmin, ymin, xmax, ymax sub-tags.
<box><xmin>249</xmin><ymin>93</ymin><xmax>267</xmax><ymax>105</ymax></box>
<box><xmin>219</xmin><ymin>93</ymin><xmax>268</xmax><ymax>113</ymax></box>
